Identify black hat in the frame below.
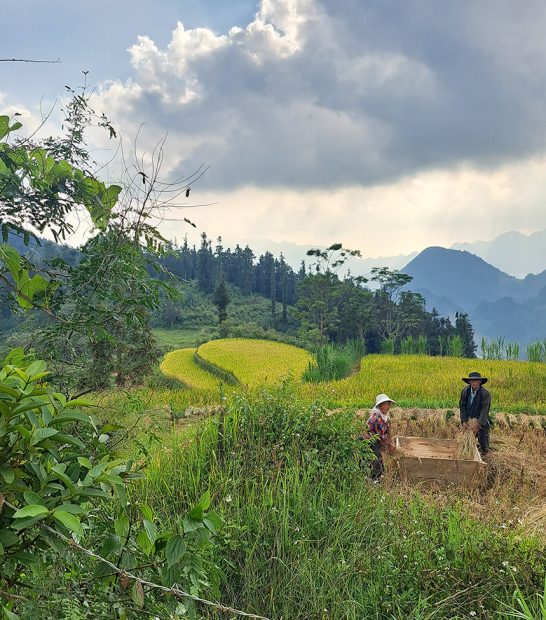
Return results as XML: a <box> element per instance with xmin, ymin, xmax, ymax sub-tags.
<box><xmin>462</xmin><ymin>371</ymin><xmax>488</xmax><ymax>384</ymax></box>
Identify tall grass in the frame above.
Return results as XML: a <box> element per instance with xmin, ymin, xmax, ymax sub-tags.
<box><xmin>135</xmin><ymin>383</ymin><xmax>546</xmax><ymax>619</ymax></box>
<box><xmin>527</xmin><ymin>340</ymin><xmax>546</xmax><ymax>363</ymax></box>
<box><xmin>303</xmin><ymin>339</ymin><xmax>365</xmax><ymax>382</ymax></box>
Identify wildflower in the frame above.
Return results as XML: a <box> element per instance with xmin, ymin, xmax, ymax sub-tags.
<box><xmin>502</xmin><ymin>561</ymin><xmax>509</xmax><ymax>567</ymax></box>
<box><xmin>511</xmin><ymin>566</ymin><xmax>517</xmax><ymax>573</ymax></box>
<box><xmin>469</xmin><ymin>612</ymin><xmax>476</xmax><ymax>617</ymax></box>
<box><xmin>224</xmin><ymin>494</ymin><xmax>232</xmax><ymax>503</ymax></box>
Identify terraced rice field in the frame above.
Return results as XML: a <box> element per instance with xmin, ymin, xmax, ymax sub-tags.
<box><xmin>197</xmin><ymin>338</ymin><xmax>313</xmax><ymax>386</ymax></box>
<box><xmin>160</xmin><ymin>348</ymin><xmax>223</xmax><ymax>390</ymax></box>
<box><xmin>160</xmin><ymin>340</ymin><xmax>546</xmax><ymax>414</ymax></box>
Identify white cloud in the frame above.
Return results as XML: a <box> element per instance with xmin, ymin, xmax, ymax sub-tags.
<box><xmin>159</xmin><ymin>155</ymin><xmax>546</xmax><ymax>257</ymax></box>
<box><xmin>92</xmin><ymin>0</ymin><xmax>546</xmax><ymax>195</ymax></box>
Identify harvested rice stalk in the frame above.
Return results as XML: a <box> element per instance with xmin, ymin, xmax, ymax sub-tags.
<box><xmin>457</xmin><ymin>429</ymin><xmax>477</xmax><ymax>460</ymax></box>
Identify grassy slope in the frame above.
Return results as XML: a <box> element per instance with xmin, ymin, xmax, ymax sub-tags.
<box><xmin>152</xmin><ymin>328</ymin><xmax>202</xmax><ymax>350</ymax></box>
<box><xmin>196</xmin><ymin>337</ymin><xmax>313</xmax><ymax>386</ymax></box>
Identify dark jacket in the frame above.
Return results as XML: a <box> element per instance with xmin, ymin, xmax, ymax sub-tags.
<box><xmin>459</xmin><ymin>384</ymin><xmax>491</xmax><ymax>427</ymax></box>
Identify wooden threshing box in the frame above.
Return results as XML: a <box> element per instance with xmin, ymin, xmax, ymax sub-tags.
<box><xmin>394</xmin><ymin>436</ymin><xmax>486</xmax><ymax>490</ymax></box>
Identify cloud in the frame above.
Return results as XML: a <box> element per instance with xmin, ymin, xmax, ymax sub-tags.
<box><xmin>93</xmin><ymin>0</ymin><xmax>546</xmax><ymax>191</ymax></box>
<box><xmin>153</xmin><ymin>153</ymin><xmax>546</xmax><ymax>258</ymax></box>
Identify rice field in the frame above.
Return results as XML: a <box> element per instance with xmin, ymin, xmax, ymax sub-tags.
<box><xmin>304</xmin><ymin>354</ymin><xmax>546</xmax><ymax>413</ymax></box>
<box><xmin>196</xmin><ymin>338</ymin><xmax>313</xmax><ymax>387</ymax></box>
<box><xmin>159</xmin><ymin>339</ymin><xmax>546</xmax><ymax>413</ymax></box>
<box><xmin>160</xmin><ymin>348</ymin><xmax>223</xmax><ymax>390</ymax></box>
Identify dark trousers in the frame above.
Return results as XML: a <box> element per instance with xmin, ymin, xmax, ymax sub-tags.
<box><xmin>370</xmin><ymin>440</ymin><xmax>384</xmax><ymax>480</ymax></box>
<box><xmin>477</xmin><ymin>425</ymin><xmax>490</xmax><ymax>453</ymax></box>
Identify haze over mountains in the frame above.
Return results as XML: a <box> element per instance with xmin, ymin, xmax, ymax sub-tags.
<box><xmin>402</xmin><ymin>247</ymin><xmax>546</xmax><ymax>348</ymax></box>
<box><xmin>254</xmin><ymin>228</ymin><xmax>546</xmax><ymax>280</ymax></box>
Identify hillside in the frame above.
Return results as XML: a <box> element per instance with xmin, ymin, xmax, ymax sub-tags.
<box><xmin>403</xmin><ymin>247</ymin><xmax>546</xmax><ymax>345</ymax></box>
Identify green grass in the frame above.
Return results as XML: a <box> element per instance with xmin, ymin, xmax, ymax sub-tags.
<box><xmin>152</xmin><ymin>327</ymin><xmax>204</xmax><ymax>350</ymax></box>
<box><xmin>135</xmin><ymin>383</ymin><xmax>546</xmax><ymax>619</ymax></box>
<box><xmin>303</xmin><ymin>339</ymin><xmax>364</xmax><ymax>382</ymax></box>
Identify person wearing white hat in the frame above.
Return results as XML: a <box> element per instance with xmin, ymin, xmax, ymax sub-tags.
<box><xmin>363</xmin><ymin>393</ymin><xmax>396</xmax><ymax>481</ymax></box>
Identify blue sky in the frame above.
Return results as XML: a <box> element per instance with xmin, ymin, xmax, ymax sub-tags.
<box><xmin>3</xmin><ymin>1</ymin><xmax>546</xmax><ymax>258</ymax></box>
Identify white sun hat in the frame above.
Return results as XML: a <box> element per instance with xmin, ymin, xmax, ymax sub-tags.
<box><xmin>375</xmin><ymin>393</ymin><xmax>396</xmax><ymax>407</ymax></box>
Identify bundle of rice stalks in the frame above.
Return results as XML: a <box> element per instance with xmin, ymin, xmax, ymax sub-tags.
<box><xmin>457</xmin><ymin>429</ymin><xmax>477</xmax><ymax>460</ymax></box>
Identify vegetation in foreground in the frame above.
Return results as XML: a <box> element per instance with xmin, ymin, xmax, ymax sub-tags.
<box><xmin>138</xmin><ymin>383</ymin><xmax>546</xmax><ymax>619</ymax></box>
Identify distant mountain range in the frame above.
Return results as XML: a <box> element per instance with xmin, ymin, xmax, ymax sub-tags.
<box><xmin>402</xmin><ymin>247</ymin><xmax>546</xmax><ymax>348</ymax></box>
<box><xmin>252</xmin><ymin>228</ymin><xmax>546</xmax><ymax>279</ymax></box>
<box><xmin>452</xmin><ymin>229</ymin><xmax>546</xmax><ymax>278</ymax></box>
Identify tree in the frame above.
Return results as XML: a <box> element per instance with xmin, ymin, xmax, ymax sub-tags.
<box><xmin>455</xmin><ymin>311</ymin><xmax>477</xmax><ymax>358</ymax></box>
<box><xmin>213</xmin><ymin>274</ymin><xmax>230</xmax><ymax>324</ymax></box>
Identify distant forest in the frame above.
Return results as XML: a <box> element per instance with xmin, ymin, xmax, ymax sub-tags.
<box><xmin>1</xmin><ymin>231</ymin><xmax>477</xmax><ymax>360</ymax></box>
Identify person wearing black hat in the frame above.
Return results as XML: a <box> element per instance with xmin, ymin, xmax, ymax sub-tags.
<box><xmin>459</xmin><ymin>371</ymin><xmax>491</xmax><ymax>454</ymax></box>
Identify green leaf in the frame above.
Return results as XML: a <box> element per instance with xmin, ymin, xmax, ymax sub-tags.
<box><xmin>0</xmin><ymin>115</ymin><xmax>10</xmax><ymax>140</ymax></box>
<box><xmin>137</xmin><ymin>529</ymin><xmax>152</xmax><ymax>555</ymax></box>
<box><xmin>0</xmin><ymin>465</ymin><xmax>15</xmax><ymax>484</ymax></box>
<box><xmin>115</xmin><ymin>514</ymin><xmax>130</xmax><ymax>539</ymax></box>
<box><xmin>49</xmin><ymin>412</ymin><xmax>91</xmax><ymax>425</ymax></box>
<box><xmin>143</xmin><ymin>519</ymin><xmax>157</xmax><ymax>545</ymax></box>
<box><xmin>30</xmin><ymin>427</ymin><xmax>59</xmax><ymax>446</ymax></box>
<box><xmin>1</xmin><ymin>603</ymin><xmax>20</xmax><ymax>620</ymax></box>
<box><xmin>11</xmin><ymin>514</ymin><xmax>49</xmax><ymax>530</ymax></box>
<box><xmin>13</xmin><ymin>504</ymin><xmax>49</xmax><ymax>519</ymax></box>
<box><xmin>0</xmin><ymin>530</ymin><xmax>19</xmax><ymax>548</ymax></box>
<box><xmin>101</xmin><ymin>533</ymin><xmax>121</xmax><ymax>557</ymax></box>
<box><xmin>141</xmin><ymin>504</ymin><xmax>153</xmax><ymax>522</ymax></box>
<box><xmin>52</xmin><ymin>510</ymin><xmax>82</xmax><ymax>535</ymax></box>
<box><xmin>56</xmin><ymin>503</ymin><xmax>85</xmax><ymax>515</ymax></box>
<box><xmin>182</xmin><ymin>517</ymin><xmax>201</xmax><ymax>534</ymax></box>
<box><xmin>203</xmin><ymin>511</ymin><xmax>223</xmax><ymax>534</ymax></box>
<box><xmin>77</xmin><ymin>457</ymin><xmax>93</xmax><ymax>469</ymax></box>
<box><xmin>23</xmin><ymin>491</ymin><xmax>46</xmax><ymax>506</ymax></box>
<box><xmin>165</xmin><ymin>535</ymin><xmax>186</xmax><ymax>567</ymax></box>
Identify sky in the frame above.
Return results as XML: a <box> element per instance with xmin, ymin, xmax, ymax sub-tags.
<box><xmin>3</xmin><ymin>0</ymin><xmax>546</xmax><ymax>258</ymax></box>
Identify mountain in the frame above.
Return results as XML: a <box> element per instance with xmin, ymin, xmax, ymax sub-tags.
<box><xmin>248</xmin><ymin>238</ymin><xmax>417</xmax><ymax>277</ymax></box>
<box><xmin>402</xmin><ymin>247</ymin><xmax>546</xmax><ymax>347</ymax></box>
<box><xmin>452</xmin><ymin>228</ymin><xmax>546</xmax><ymax>278</ymax></box>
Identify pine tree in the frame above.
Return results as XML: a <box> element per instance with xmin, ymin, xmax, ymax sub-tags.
<box><xmin>213</xmin><ymin>275</ymin><xmax>230</xmax><ymax>323</ymax></box>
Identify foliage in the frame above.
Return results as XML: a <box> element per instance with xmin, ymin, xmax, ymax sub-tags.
<box><xmin>212</xmin><ymin>274</ymin><xmax>230</xmax><ymax>324</ymax></box>
<box><xmin>0</xmin><ymin>349</ymin><xmax>142</xmax><ymax>582</ymax></box>
<box><xmin>134</xmin><ymin>384</ymin><xmax>546</xmax><ymax>619</ymax></box>
<box><xmin>527</xmin><ymin>340</ymin><xmax>546</xmax><ymax>363</ymax></box>
<box><xmin>303</xmin><ymin>339</ymin><xmax>364</xmax><ymax>382</ymax></box>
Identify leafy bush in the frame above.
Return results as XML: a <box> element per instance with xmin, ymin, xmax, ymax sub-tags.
<box><xmin>0</xmin><ymin>349</ymin><xmax>142</xmax><ymax>582</ymax></box>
